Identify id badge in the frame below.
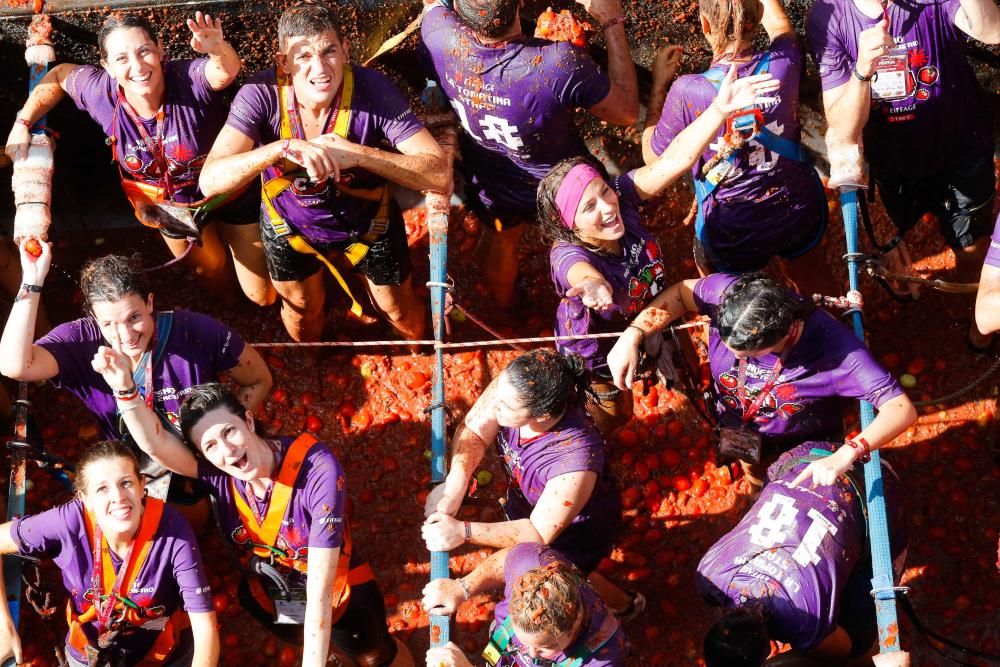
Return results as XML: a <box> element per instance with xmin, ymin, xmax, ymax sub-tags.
<box><xmin>273</xmin><ymin>588</ymin><xmax>308</xmax><ymax>625</ymax></box>
<box><xmin>871</xmin><ymin>52</ymin><xmax>910</xmax><ymax>102</ymax></box>
<box><xmin>705</xmin><ymin>159</ymin><xmax>733</xmax><ymax>186</ymax></box>
<box><xmin>718</xmin><ymin>427</ymin><xmax>762</xmax><ymax>464</ymax></box>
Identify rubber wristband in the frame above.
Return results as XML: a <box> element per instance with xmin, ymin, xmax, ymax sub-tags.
<box><xmin>115</xmin><ymin>385</ymin><xmax>139</xmax><ymax>398</ymax></box>
<box><xmin>847</xmin><ymin>438</ymin><xmax>871</xmax><ymax>464</ymax></box>
<box><xmin>627</xmin><ymin>324</ymin><xmax>646</xmax><ymax>344</ymax></box>
<box><xmin>601</xmin><ymin>16</ymin><xmax>626</xmax><ymax>30</ymax></box>
<box><xmin>117</xmin><ymin>399</ymin><xmax>141</xmax><ymax>413</ymax></box>
<box><xmin>14</xmin><ymin>117</ymin><xmax>32</xmax><ymax>129</ymax></box>
<box><xmin>20</xmin><ymin>283</ymin><xmax>42</xmax><ymax>293</ymax></box>
<box><xmin>463</xmin><ymin>521</ymin><xmax>472</xmax><ymax>544</ymax></box>
<box><xmin>853</xmin><ymin>66</ymin><xmax>874</xmax><ymax>82</ymax></box>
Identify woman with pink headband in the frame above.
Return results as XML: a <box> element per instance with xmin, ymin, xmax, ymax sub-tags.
<box><xmin>537</xmin><ymin>65</ymin><xmax>779</xmax><ymax>432</ymax></box>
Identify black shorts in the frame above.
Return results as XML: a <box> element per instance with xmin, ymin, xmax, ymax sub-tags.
<box><xmin>260</xmin><ymin>204</ymin><xmax>412</xmax><ymax>284</ymax></box>
<box><xmin>464</xmin><ymin>183</ymin><xmax>535</xmax><ymax>231</ymax></box>
<box><xmin>238</xmin><ymin>576</ymin><xmax>397</xmax><ymax>665</ymax></box>
<box><xmin>156</xmin><ymin>188</ymin><xmax>261</xmax><ymax>240</ymax></box>
<box><xmin>875</xmin><ymin>150</ymin><xmax>996</xmax><ymax>250</ymax></box>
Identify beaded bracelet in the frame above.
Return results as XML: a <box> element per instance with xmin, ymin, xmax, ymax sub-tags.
<box><xmin>463</xmin><ymin>521</ymin><xmax>472</xmax><ymax>544</ymax></box>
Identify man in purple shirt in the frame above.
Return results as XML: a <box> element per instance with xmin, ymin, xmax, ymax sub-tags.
<box><xmin>424</xmin><ymin>543</ymin><xmax>629</xmax><ymax>667</ymax></box>
<box><xmin>420</xmin><ymin>0</ymin><xmax>638</xmax><ymax>310</ymax></box>
<box><xmin>807</xmin><ymin>0</ymin><xmax>1000</xmax><ymax>348</ymax></box>
<box><xmin>697</xmin><ymin>441</ymin><xmax>908</xmax><ymax>665</ymax></box>
<box><xmin>200</xmin><ymin>2</ymin><xmax>450</xmax><ymax>343</ymax></box>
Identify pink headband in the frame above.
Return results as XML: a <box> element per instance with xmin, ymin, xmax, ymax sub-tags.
<box><xmin>555</xmin><ymin>164</ymin><xmax>603</xmax><ymax>229</ymax></box>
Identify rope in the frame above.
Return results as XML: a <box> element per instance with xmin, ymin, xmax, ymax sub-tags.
<box><xmin>142</xmin><ymin>239</ymin><xmax>195</xmax><ymax>273</ymax></box>
<box><xmin>248</xmin><ymin>321</ymin><xmax>706</xmax><ymax>350</ymax></box>
<box><xmin>912</xmin><ymin>354</ymin><xmax>1000</xmax><ymax>407</ymax></box>
<box><xmin>864</xmin><ymin>259</ymin><xmax>979</xmax><ymax>294</ymax></box>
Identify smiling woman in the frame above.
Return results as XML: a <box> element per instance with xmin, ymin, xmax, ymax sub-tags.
<box><xmin>0</xmin><ymin>441</ymin><xmax>219</xmax><ymax>666</ymax></box>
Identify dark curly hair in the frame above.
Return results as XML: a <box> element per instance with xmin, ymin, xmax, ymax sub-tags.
<box><xmin>98</xmin><ymin>13</ymin><xmax>158</xmax><ymax>60</ymax></box>
<box><xmin>501</xmin><ymin>349</ymin><xmax>592</xmax><ymax>418</ymax></box>
<box><xmin>703</xmin><ymin>608</ymin><xmax>770</xmax><ymax>667</ymax></box>
<box><xmin>716</xmin><ymin>274</ymin><xmax>814</xmax><ymax>352</ymax></box>
<box><xmin>179</xmin><ymin>382</ymin><xmax>249</xmax><ymax>453</ymax></box>
<box><xmin>80</xmin><ymin>254</ymin><xmax>151</xmax><ymax>315</ymax></box>
<box><xmin>536</xmin><ymin>157</ymin><xmax>611</xmax><ymax>247</ymax></box>
<box><xmin>454</xmin><ymin>0</ymin><xmax>520</xmax><ymax>39</ymax></box>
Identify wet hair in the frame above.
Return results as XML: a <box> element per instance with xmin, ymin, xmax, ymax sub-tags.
<box><xmin>501</xmin><ymin>349</ymin><xmax>591</xmax><ymax>419</ymax></box>
<box><xmin>536</xmin><ymin>157</ymin><xmax>611</xmax><ymax>247</ymax></box>
<box><xmin>98</xmin><ymin>13</ymin><xmax>159</xmax><ymax>60</ymax></box>
<box><xmin>716</xmin><ymin>273</ymin><xmax>814</xmax><ymax>352</ymax></box>
<box><xmin>699</xmin><ymin>0</ymin><xmax>763</xmax><ymax>56</ymax></box>
<box><xmin>278</xmin><ymin>1</ymin><xmax>343</xmax><ymax>51</ymax></box>
<box><xmin>179</xmin><ymin>382</ymin><xmax>249</xmax><ymax>452</ymax></box>
<box><xmin>74</xmin><ymin>440</ymin><xmax>142</xmax><ymax>496</ymax></box>
<box><xmin>509</xmin><ymin>561</ymin><xmax>583</xmax><ymax>638</ymax></box>
<box><xmin>454</xmin><ymin>0</ymin><xmax>521</xmax><ymax>39</ymax></box>
<box><xmin>703</xmin><ymin>608</ymin><xmax>770</xmax><ymax>667</ymax></box>
<box><xmin>80</xmin><ymin>254</ymin><xmax>151</xmax><ymax>315</ymax></box>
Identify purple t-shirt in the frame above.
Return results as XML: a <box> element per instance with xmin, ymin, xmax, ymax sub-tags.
<box><xmin>985</xmin><ymin>213</ymin><xmax>1000</xmax><ymax>269</ymax></box>
<box><xmin>65</xmin><ymin>59</ymin><xmax>230</xmax><ymax>205</ymax></box>
<box><xmin>694</xmin><ymin>274</ymin><xmax>903</xmax><ymax>447</ymax></box>
<box><xmin>807</xmin><ymin>0</ymin><xmax>992</xmax><ymax>178</ymax></box>
<box><xmin>492</xmin><ymin>544</ymin><xmax>628</xmax><ymax>666</ymax></box>
<box><xmin>650</xmin><ymin>35</ymin><xmax>823</xmax><ymax>267</ymax></box>
<box><xmin>197</xmin><ymin>435</ymin><xmax>347</xmax><ymax>589</ymax></box>
<box><xmin>37</xmin><ymin>310</ymin><xmax>244</xmax><ymax>440</ymax></box>
<box><xmin>11</xmin><ymin>498</ymin><xmax>213</xmax><ymax>663</ymax></box>
<box><xmin>225</xmin><ymin>66</ymin><xmax>424</xmax><ymax>244</ymax></box>
<box><xmin>420</xmin><ymin>5</ymin><xmax>611</xmax><ymax>214</ymax></box>
<box><xmin>697</xmin><ymin>441</ymin><xmax>908</xmax><ymax>651</ymax></box>
<box><xmin>550</xmin><ymin>171</ymin><xmax>665</xmax><ymax>372</ymax></box>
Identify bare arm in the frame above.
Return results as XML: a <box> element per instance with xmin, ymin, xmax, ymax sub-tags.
<box><xmin>0</xmin><ymin>522</ymin><xmax>23</xmax><ymax>665</ymax></box>
<box><xmin>0</xmin><ymin>241</ymin><xmax>60</xmax><ymax>381</ymax></box>
<box><xmin>641</xmin><ymin>45</ymin><xmax>684</xmax><ymax>164</ymax></box>
<box><xmin>761</xmin><ymin>0</ymin><xmax>795</xmax><ymax>41</ymax></box>
<box><xmin>227</xmin><ymin>345</ymin><xmax>272</xmax><ymax>410</ymax></box>
<box><xmin>186</xmin><ymin>12</ymin><xmax>240</xmax><ymax>91</ymax></box>
<box><xmin>303</xmin><ymin>546</ymin><xmax>340</xmax><ymax>667</ymax></box>
<box><xmin>564</xmin><ymin>261</ymin><xmax>615</xmax><ymax>312</ymax></box>
<box><xmin>976</xmin><ymin>264</ymin><xmax>1000</xmax><ymax>334</ymax></box>
<box><xmin>422</xmin><ymin>546</ymin><xmax>510</xmax><ymax>616</ymax></box>
<box><xmin>200</xmin><ymin>126</ymin><xmax>284</xmax><ymax>198</ymax></box>
<box><xmin>955</xmin><ymin>0</ymin><xmax>1000</xmax><ymax>43</ymax></box>
<box><xmin>4</xmin><ymin>63</ymin><xmax>78</xmax><ymax>161</ymax></box>
<box><xmin>578</xmin><ymin>0</ymin><xmax>639</xmax><ymax>125</ymax></box>
<box><xmin>188</xmin><ymin>611</ymin><xmax>220</xmax><ymax>667</ymax></box>
<box><xmin>317</xmin><ymin>127</ymin><xmax>451</xmax><ymax>193</ymax></box>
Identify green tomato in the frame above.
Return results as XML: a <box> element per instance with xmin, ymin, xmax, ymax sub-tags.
<box><xmin>475</xmin><ymin>470</ymin><xmax>493</xmax><ymax>486</ymax></box>
<box><xmin>899</xmin><ymin>373</ymin><xmax>917</xmax><ymax>389</ymax></box>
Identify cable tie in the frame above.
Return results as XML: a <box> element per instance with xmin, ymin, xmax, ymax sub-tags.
<box><xmin>870</xmin><ymin>585</ymin><xmax>909</xmax><ymax>600</ymax></box>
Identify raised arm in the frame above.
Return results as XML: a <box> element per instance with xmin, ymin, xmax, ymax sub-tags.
<box><xmin>632</xmin><ymin>66</ymin><xmax>779</xmax><ymax>200</ymax></box>
<box><xmin>0</xmin><ymin>241</ymin><xmax>60</xmax><ymax>381</ymax></box>
<box><xmin>303</xmin><ymin>546</ymin><xmax>341</xmax><ymax>667</ymax></box>
<box><xmin>607</xmin><ymin>278</ymin><xmax>699</xmax><ymax>389</ymax></box>
<box><xmin>186</xmin><ymin>11</ymin><xmax>240</xmax><ymax>91</ymax></box>
<box><xmin>4</xmin><ymin>63</ymin><xmax>78</xmax><ymax>161</ymax></box>
<box><xmin>315</xmin><ymin>127</ymin><xmax>451</xmax><ymax>193</ymax></box>
<box><xmin>641</xmin><ymin>44</ymin><xmax>684</xmax><ymax>164</ymax></box>
<box><xmin>955</xmin><ymin>0</ymin><xmax>1000</xmax><ymax>43</ymax></box>
<box><xmin>976</xmin><ymin>263</ymin><xmax>1000</xmax><ymax>335</ymax></box>
<box><xmin>761</xmin><ymin>0</ymin><xmax>795</xmax><ymax>41</ymax></box>
<box><xmin>0</xmin><ymin>522</ymin><xmax>23</xmax><ymax>665</ymax></box>
<box><xmin>227</xmin><ymin>345</ymin><xmax>272</xmax><ymax>410</ymax></box>
<box><xmin>578</xmin><ymin>0</ymin><xmax>639</xmax><ymax>125</ymax></box>
<box><xmin>90</xmin><ymin>335</ymin><xmax>199</xmax><ymax>478</ymax></box>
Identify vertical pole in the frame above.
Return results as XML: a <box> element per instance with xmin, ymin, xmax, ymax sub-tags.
<box><xmin>840</xmin><ymin>187</ymin><xmax>907</xmax><ymax>661</ymax></box>
<box><xmin>427</xmin><ymin>189</ymin><xmax>451</xmax><ymax>648</ymax></box>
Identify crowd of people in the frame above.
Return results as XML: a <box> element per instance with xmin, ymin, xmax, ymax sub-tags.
<box><xmin>1</xmin><ymin>0</ymin><xmax>997</xmax><ymax>662</ymax></box>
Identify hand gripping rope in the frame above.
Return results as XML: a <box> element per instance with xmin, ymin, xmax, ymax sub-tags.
<box><xmin>840</xmin><ymin>186</ymin><xmax>909</xmax><ymax>664</ymax></box>
<box><xmin>426</xmin><ymin>189</ymin><xmax>452</xmax><ymax>648</ymax></box>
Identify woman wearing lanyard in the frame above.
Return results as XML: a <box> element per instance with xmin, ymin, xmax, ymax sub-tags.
<box><xmin>422</xmin><ymin>349</ymin><xmax>640</xmax><ymax>621</ymax></box>
<box><xmin>0</xmin><ymin>440</ymin><xmax>218</xmax><ymax>666</ymax></box>
<box><xmin>536</xmin><ymin>62</ymin><xmax>780</xmax><ymax>434</ymax></box>
<box><xmin>4</xmin><ymin>12</ymin><xmax>274</xmax><ymax>306</ymax></box>
<box><xmin>86</xmin><ymin>372</ymin><xmax>411</xmax><ymax>666</ymax></box>
<box><xmin>606</xmin><ymin>273</ymin><xmax>916</xmax><ymax>489</ymax></box>
<box><xmin>0</xmin><ymin>246</ymin><xmax>271</xmax><ymax>495</ymax></box>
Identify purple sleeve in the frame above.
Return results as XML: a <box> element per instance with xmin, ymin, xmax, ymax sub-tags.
<box><xmin>364</xmin><ymin>70</ymin><xmax>424</xmax><ymax>147</ymax></box>
<box><xmin>302</xmin><ymin>443</ymin><xmax>347</xmax><ymax>549</ymax></box>
<box><xmin>225</xmin><ymin>70</ymin><xmax>279</xmax><ymax>145</ymax></box>
<box><xmin>542</xmin><ymin>427</ymin><xmax>606</xmax><ymax>480</ymax></box>
<box><xmin>823</xmin><ymin>316</ymin><xmax>904</xmax><ymax>408</ymax></box>
<box><xmin>985</xmin><ymin>214</ymin><xmax>1000</xmax><ymax>269</ymax></box>
<box><xmin>420</xmin><ymin>5</ymin><xmax>456</xmax><ymax>52</ymax></box>
<box><xmin>178</xmin><ymin>310</ymin><xmax>245</xmax><ymax>372</ymax></box>
<box><xmin>692</xmin><ymin>273</ymin><xmax>741</xmax><ymax>314</ymax></box>
<box><xmin>10</xmin><ymin>501</ymin><xmax>83</xmax><ymax>559</ymax></box>
<box><xmin>613</xmin><ymin>170</ymin><xmax>642</xmax><ymax>212</ymax></box>
<box><xmin>546</xmin><ymin>42</ymin><xmax>612</xmax><ymax>110</ymax></box>
<box><xmin>162</xmin><ymin>507</ymin><xmax>214</xmax><ymax>613</ymax></box>
<box><xmin>550</xmin><ymin>243</ymin><xmax>599</xmax><ymax>295</ymax></box>
<box><xmin>63</xmin><ymin>65</ymin><xmax>114</xmax><ymax>120</ymax></box>
<box><xmin>182</xmin><ymin>58</ymin><xmax>218</xmax><ymax>106</ymax></box>
<box><xmin>35</xmin><ymin>318</ymin><xmax>98</xmax><ymax>390</ymax></box>
<box><xmin>807</xmin><ymin>0</ymin><xmax>855</xmax><ymax>92</ymax></box>
<box><xmin>650</xmin><ymin>75</ymin><xmax>707</xmax><ymax>157</ymax></box>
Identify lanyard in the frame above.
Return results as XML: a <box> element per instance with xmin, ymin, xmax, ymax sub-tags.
<box><xmin>735</xmin><ymin>320</ymin><xmax>802</xmax><ymax>424</ymax></box>
<box><xmin>135</xmin><ymin>325</ymin><xmax>157</xmax><ymax>411</ymax></box>
<box><xmin>285</xmin><ymin>84</ymin><xmax>343</xmax><ymax>142</ymax></box>
<box><xmin>91</xmin><ymin>523</ymin><xmax>137</xmax><ymax>633</ymax></box>
<box><xmin>116</xmin><ymin>90</ymin><xmax>172</xmax><ymax>199</ymax></box>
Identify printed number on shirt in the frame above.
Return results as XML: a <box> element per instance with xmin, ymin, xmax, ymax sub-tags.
<box><xmin>708</xmin><ymin>119</ymin><xmax>783</xmax><ymax>177</ymax></box>
<box><xmin>748</xmin><ymin>494</ymin><xmax>838</xmax><ymax>567</ymax></box>
<box><xmin>450</xmin><ymin>100</ymin><xmax>524</xmax><ymax>151</ymax></box>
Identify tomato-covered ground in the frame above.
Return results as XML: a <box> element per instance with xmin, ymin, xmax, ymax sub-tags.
<box><xmin>4</xmin><ymin>164</ymin><xmax>999</xmax><ymax>666</ymax></box>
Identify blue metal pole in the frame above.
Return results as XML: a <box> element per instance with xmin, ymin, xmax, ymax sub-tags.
<box><xmin>427</xmin><ymin>193</ymin><xmax>451</xmax><ymax>647</ymax></box>
<box><xmin>840</xmin><ymin>187</ymin><xmax>903</xmax><ymax>654</ymax></box>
